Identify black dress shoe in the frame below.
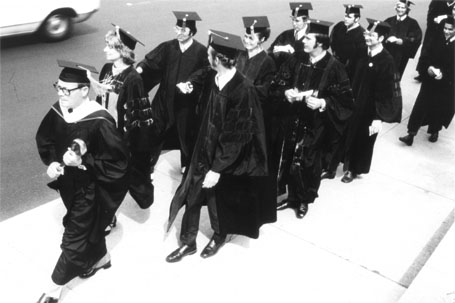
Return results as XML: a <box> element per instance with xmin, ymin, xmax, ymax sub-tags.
<box><xmin>399</xmin><ymin>134</ymin><xmax>414</xmax><ymax>146</ymax></box>
<box><xmin>428</xmin><ymin>133</ymin><xmax>438</xmax><ymax>143</ymax></box>
<box><xmin>321</xmin><ymin>170</ymin><xmax>336</xmax><ymax>180</ymax></box>
<box><xmin>105</xmin><ymin>215</ymin><xmax>117</xmax><ymax>236</ymax></box>
<box><xmin>277</xmin><ymin>199</ymin><xmax>294</xmax><ymax>211</ymax></box>
<box><xmin>341</xmin><ymin>171</ymin><xmax>356</xmax><ymax>183</ymax></box>
<box><xmin>296</xmin><ymin>203</ymin><xmax>308</xmax><ymax>219</ymax></box>
<box><xmin>37</xmin><ymin>293</ymin><xmax>58</xmax><ymax>303</ymax></box>
<box><xmin>166</xmin><ymin>244</ymin><xmax>197</xmax><ymax>263</ymax></box>
<box><xmin>80</xmin><ymin>260</ymin><xmax>112</xmax><ymax>278</ymax></box>
<box><xmin>200</xmin><ymin>237</ymin><xmax>225</xmax><ymax>259</ymax></box>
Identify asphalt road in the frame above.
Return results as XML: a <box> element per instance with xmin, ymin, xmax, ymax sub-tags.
<box><xmin>0</xmin><ymin>0</ymin><xmax>428</xmax><ymax>221</ymax></box>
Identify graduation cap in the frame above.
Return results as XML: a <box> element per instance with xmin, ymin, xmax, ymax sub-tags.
<box><xmin>366</xmin><ymin>18</ymin><xmax>391</xmax><ymax>37</ymax></box>
<box><xmin>208</xmin><ymin>29</ymin><xmax>244</xmax><ymax>59</ymax></box>
<box><xmin>57</xmin><ymin>59</ymin><xmax>97</xmax><ymax>83</ymax></box>
<box><xmin>173</xmin><ymin>11</ymin><xmax>201</xmax><ymax>32</ymax></box>
<box><xmin>344</xmin><ymin>4</ymin><xmax>363</xmax><ymax>15</ymax></box>
<box><xmin>445</xmin><ymin>15</ymin><xmax>455</xmax><ymax>25</ymax></box>
<box><xmin>289</xmin><ymin>2</ymin><xmax>313</xmax><ymax>18</ymax></box>
<box><xmin>242</xmin><ymin>16</ymin><xmax>270</xmax><ymax>35</ymax></box>
<box><xmin>307</xmin><ymin>19</ymin><xmax>334</xmax><ymax>35</ymax></box>
<box><xmin>397</xmin><ymin>0</ymin><xmax>414</xmax><ymax>7</ymax></box>
<box><xmin>111</xmin><ymin>23</ymin><xmax>145</xmax><ymax>50</ymax></box>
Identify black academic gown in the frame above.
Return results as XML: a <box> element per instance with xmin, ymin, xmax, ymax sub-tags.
<box><xmin>344</xmin><ymin>48</ymin><xmax>402</xmax><ymax>175</ymax></box>
<box><xmin>271</xmin><ymin>51</ymin><xmax>354</xmax><ymax>204</ymax></box>
<box><xmin>36</xmin><ymin>102</ymin><xmax>129</xmax><ymax>285</ymax></box>
<box><xmin>268</xmin><ymin>29</ymin><xmax>305</xmax><ymax>69</ymax></box>
<box><xmin>417</xmin><ymin>0</ymin><xmax>455</xmax><ymax>71</ymax></box>
<box><xmin>408</xmin><ymin>36</ymin><xmax>455</xmax><ymax>133</ymax></box>
<box><xmin>384</xmin><ymin>16</ymin><xmax>422</xmax><ymax>79</ymax></box>
<box><xmin>330</xmin><ymin>22</ymin><xmax>367</xmax><ymax>80</ymax></box>
<box><xmin>236</xmin><ymin>50</ymin><xmax>277</xmax><ymax>223</ymax></box>
<box><xmin>167</xmin><ymin>71</ymin><xmax>269</xmax><ymax>243</ymax></box>
<box><xmin>97</xmin><ymin>63</ymin><xmax>155</xmax><ymax>209</ymax></box>
<box><xmin>137</xmin><ymin>39</ymin><xmax>210</xmax><ymax>168</ymax></box>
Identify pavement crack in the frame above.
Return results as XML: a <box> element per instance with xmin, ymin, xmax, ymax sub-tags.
<box><xmin>8</xmin><ymin>71</ymin><xmax>20</xmax><ymax>103</ymax></box>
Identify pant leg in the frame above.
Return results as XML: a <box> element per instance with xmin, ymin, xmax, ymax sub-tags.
<box><xmin>175</xmin><ymin>106</ymin><xmax>196</xmax><ymax>169</ymax></box>
<box><xmin>129</xmin><ymin>151</ymin><xmax>154</xmax><ymax>209</ymax></box>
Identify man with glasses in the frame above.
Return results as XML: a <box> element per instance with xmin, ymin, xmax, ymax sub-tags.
<box><xmin>137</xmin><ymin>11</ymin><xmax>209</xmax><ymax>175</ymax></box>
<box><xmin>268</xmin><ymin>2</ymin><xmax>313</xmax><ymax>68</ymax></box>
<box><xmin>341</xmin><ymin>19</ymin><xmax>402</xmax><ymax>183</ymax></box>
<box><xmin>35</xmin><ymin>60</ymin><xmax>129</xmax><ymax>303</ymax></box>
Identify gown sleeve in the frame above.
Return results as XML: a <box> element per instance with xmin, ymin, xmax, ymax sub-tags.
<box><xmin>36</xmin><ymin>109</ymin><xmax>59</xmax><ymax>166</ymax></box>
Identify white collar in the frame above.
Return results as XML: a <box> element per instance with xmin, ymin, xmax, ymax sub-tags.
<box><xmin>368</xmin><ymin>44</ymin><xmax>384</xmax><ymax>57</ymax></box>
<box><xmin>346</xmin><ymin>23</ymin><xmax>360</xmax><ymax>32</ymax></box>
<box><xmin>449</xmin><ymin>35</ymin><xmax>455</xmax><ymax>43</ymax></box>
<box><xmin>448</xmin><ymin>1</ymin><xmax>455</xmax><ymax>7</ymax></box>
<box><xmin>396</xmin><ymin>15</ymin><xmax>408</xmax><ymax>21</ymax></box>
<box><xmin>309</xmin><ymin>50</ymin><xmax>327</xmax><ymax>64</ymax></box>
<box><xmin>215</xmin><ymin>68</ymin><xmax>236</xmax><ymax>90</ymax></box>
<box><xmin>112</xmin><ymin>63</ymin><xmax>129</xmax><ymax>76</ymax></box>
<box><xmin>179</xmin><ymin>38</ymin><xmax>193</xmax><ymax>53</ymax></box>
<box><xmin>60</xmin><ymin>100</ymin><xmax>106</xmax><ymax>123</ymax></box>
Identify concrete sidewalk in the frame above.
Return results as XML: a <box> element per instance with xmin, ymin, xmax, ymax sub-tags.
<box><xmin>1</xmin><ymin>55</ymin><xmax>454</xmax><ymax>303</ymax></box>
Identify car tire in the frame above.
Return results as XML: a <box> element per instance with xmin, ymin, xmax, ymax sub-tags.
<box><xmin>41</xmin><ymin>13</ymin><xmax>73</xmax><ymax>42</ymax></box>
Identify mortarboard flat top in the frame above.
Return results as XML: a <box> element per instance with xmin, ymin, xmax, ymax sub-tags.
<box><xmin>57</xmin><ymin>59</ymin><xmax>98</xmax><ymax>74</ymax></box>
<box><xmin>111</xmin><ymin>23</ymin><xmax>145</xmax><ymax>50</ymax></box>
<box><xmin>308</xmin><ymin>19</ymin><xmax>334</xmax><ymax>35</ymax></box>
<box><xmin>242</xmin><ymin>16</ymin><xmax>270</xmax><ymax>32</ymax></box>
<box><xmin>397</xmin><ymin>0</ymin><xmax>415</xmax><ymax>6</ymax></box>
<box><xmin>344</xmin><ymin>4</ymin><xmax>363</xmax><ymax>15</ymax></box>
<box><xmin>208</xmin><ymin>29</ymin><xmax>244</xmax><ymax>59</ymax></box>
<box><xmin>173</xmin><ymin>11</ymin><xmax>201</xmax><ymax>22</ymax></box>
<box><xmin>366</xmin><ymin>18</ymin><xmax>391</xmax><ymax>36</ymax></box>
<box><xmin>57</xmin><ymin>59</ymin><xmax>97</xmax><ymax>83</ymax></box>
<box><xmin>289</xmin><ymin>2</ymin><xmax>313</xmax><ymax>17</ymax></box>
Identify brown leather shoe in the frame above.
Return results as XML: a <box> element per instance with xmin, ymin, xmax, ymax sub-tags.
<box><xmin>166</xmin><ymin>244</ymin><xmax>197</xmax><ymax>263</ymax></box>
<box><xmin>341</xmin><ymin>171</ymin><xmax>356</xmax><ymax>183</ymax></box>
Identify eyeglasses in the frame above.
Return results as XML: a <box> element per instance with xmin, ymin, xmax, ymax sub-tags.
<box><xmin>53</xmin><ymin>83</ymin><xmax>86</xmax><ymax>96</ymax></box>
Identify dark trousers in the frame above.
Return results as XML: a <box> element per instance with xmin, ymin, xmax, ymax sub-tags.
<box><xmin>321</xmin><ymin>126</ymin><xmax>345</xmax><ymax>172</ymax></box>
<box><xmin>129</xmin><ymin>151</ymin><xmax>154</xmax><ymax>209</ymax></box>
<box><xmin>150</xmin><ymin>106</ymin><xmax>197</xmax><ymax>171</ymax></box>
<box><xmin>180</xmin><ymin>188</ymin><xmax>220</xmax><ymax>246</ymax></box>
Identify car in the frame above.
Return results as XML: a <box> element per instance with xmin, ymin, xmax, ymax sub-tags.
<box><xmin>0</xmin><ymin>0</ymin><xmax>100</xmax><ymax>42</ymax></box>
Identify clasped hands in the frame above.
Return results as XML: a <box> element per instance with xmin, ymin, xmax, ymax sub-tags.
<box><xmin>427</xmin><ymin>66</ymin><xmax>443</xmax><ymax>80</ymax></box>
<box><xmin>202</xmin><ymin>170</ymin><xmax>220</xmax><ymax>188</ymax></box>
<box><xmin>273</xmin><ymin>44</ymin><xmax>295</xmax><ymax>54</ymax></box>
<box><xmin>386</xmin><ymin>36</ymin><xmax>403</xmax><ymax>45</ymax></box>
<box><xmin>285</xmin><ymin>88</ymin><xmax>325</xmax><ymax>110</ymax></box>
<box><xmin>46</xmin><ymin>149</ymin><xmax>83</xmax><ymax>179</ymax></box>
<box><xmin>176</xmin><ymin>82</ymin><xmax>194</xmax><ymax>94</ymax></box>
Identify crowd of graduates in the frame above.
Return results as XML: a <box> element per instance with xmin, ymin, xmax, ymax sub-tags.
<box><xmin>34</xmin><ymin>1</ymin><xmax>455</xmax><ymax>302</ymax></box>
